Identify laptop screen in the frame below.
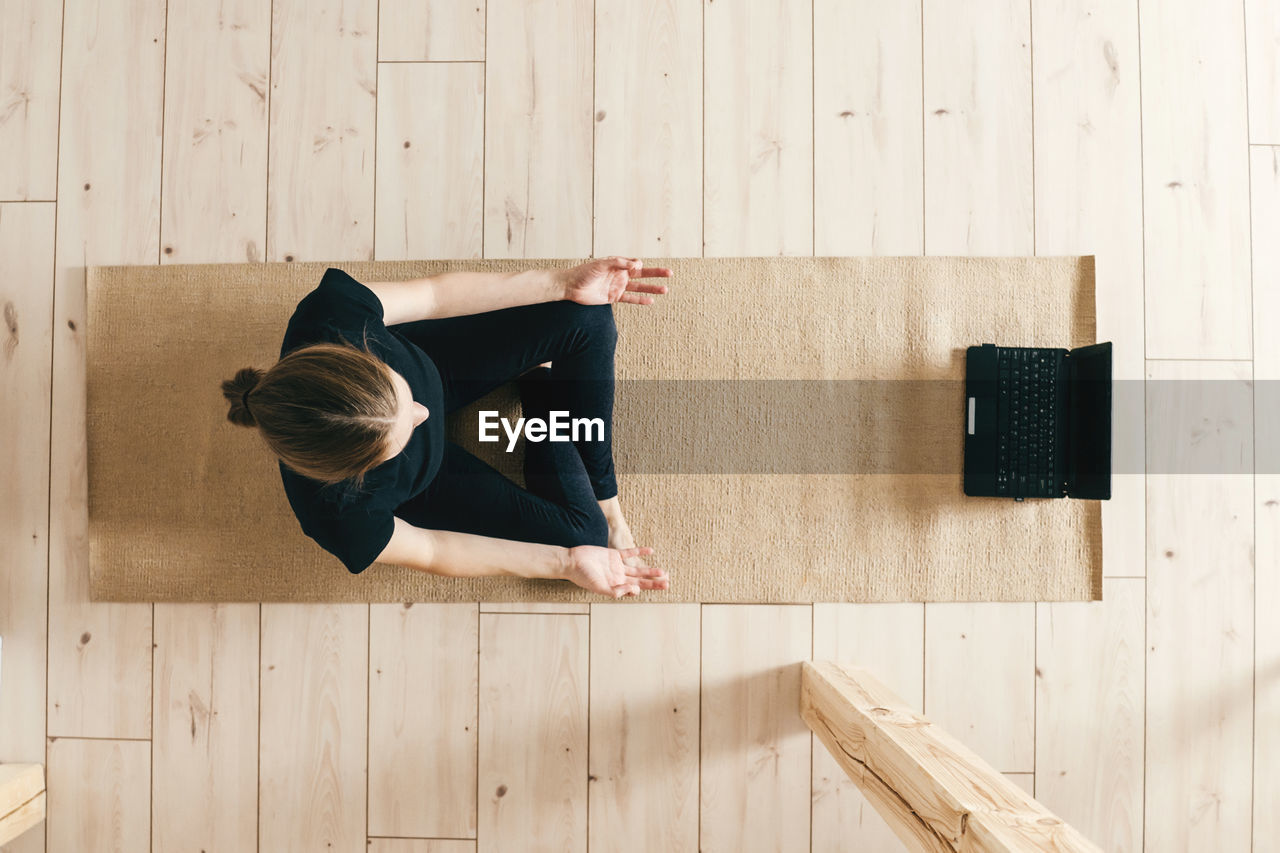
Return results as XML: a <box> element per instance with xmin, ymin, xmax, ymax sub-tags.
<box><xmin>1068</xmin><ymin>342</ymin><xmax>1112</xmax><ymax>499</ymax></box>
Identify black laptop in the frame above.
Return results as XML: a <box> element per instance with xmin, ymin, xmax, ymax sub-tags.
<box><xmin>963</xmin><ymin>341</ymin><xmax>1112</xmax><ymax>500</ymax></box>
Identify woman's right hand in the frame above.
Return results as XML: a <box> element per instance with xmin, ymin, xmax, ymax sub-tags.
<box><xmin>564</xmin><ymin>545</ymin><xmax>669</xmax><ymax>598</ymax></box>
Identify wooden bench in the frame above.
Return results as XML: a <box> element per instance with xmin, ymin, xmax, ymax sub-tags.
<box><xmin>802</xmin><ymin>661</ymin><xmax>1100</xmax><ymax>852</ymax></box>
<box><xmin>0</xmin><ymin>764</ymin><xmax>45</xmax><ymax>845</ymax></box>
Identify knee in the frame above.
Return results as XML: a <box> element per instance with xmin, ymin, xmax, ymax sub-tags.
<box><xmin>559</xmin><ymin>302</ymin><xmax>617</xmax><ymax>348</ymax></box>
<box><xmin>565</xmin><ymin>507</ymin><xmax>610</xmax><ymax>548</ymax></box>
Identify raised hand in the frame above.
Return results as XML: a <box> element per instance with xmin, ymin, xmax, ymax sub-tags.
<box><xmin>561</xmin><ymin>255</ymin><xmax>672</xmax><ymax>306</ymax></box>
<box><xmin>564</xmin><ymin>545</ymin><xmax>670</xmax><ymax>598</ymax></box>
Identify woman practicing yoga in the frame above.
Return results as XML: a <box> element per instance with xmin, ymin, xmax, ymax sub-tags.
<box><xmin>221</xmin><ymin>256</ymin><xmax>672</xmax><ymax>599</ymax></box>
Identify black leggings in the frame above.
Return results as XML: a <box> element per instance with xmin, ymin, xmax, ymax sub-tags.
<box><xmin>391</xmin><ymin>300</ymin><xmax>618</xmax><ymax>549</ymax></box>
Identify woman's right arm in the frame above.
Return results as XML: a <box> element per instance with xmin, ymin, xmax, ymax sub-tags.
<box><xmin>378</xmin><ymin>517</ymin><xmax>667</xmax><ymax>598</ymax></box>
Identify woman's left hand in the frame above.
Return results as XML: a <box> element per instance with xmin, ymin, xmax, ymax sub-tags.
<box><xmin>561</xmin><ymin>256</ymin><xmax>672</xmax><ymax>306</ymax></box>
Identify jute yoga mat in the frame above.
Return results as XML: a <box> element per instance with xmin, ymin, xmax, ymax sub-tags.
<box><xmin>86</xmin><ymin>256</ymin><xmax>1101</xmax><ymax>603</ymax></box>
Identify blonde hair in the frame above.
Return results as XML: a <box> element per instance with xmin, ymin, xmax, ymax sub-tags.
<box><xmin>221</xmin><ymin>328</ymin><xmax>398</xmax><ymax>494</ymax></box>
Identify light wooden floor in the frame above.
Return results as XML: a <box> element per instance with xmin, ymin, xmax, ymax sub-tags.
<box><xmin>0</xmin><ymin>0</ymin><xmax>1275</xmax><ymax>850</ymax></box>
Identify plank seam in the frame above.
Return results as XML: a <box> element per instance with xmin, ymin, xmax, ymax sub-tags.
<box><xmin>809</xmin><ymin>601</ymin><xmax>815</xmax><ymax>852</ymax></box>
<box><xmin>365</xmin><ymin>601</ymin><xmax>371</xmax><ymax>841</ymax></box>
<box><xmin>157</xmin><ymin>0</ymin><xmax>168</xmax><ymax>265</ymax></box>
<box><xmin>1242</xmin><ymin>0</ymin><xmax>1255</xmax><ymax>364</ymax></box>
<box><xmin>154</xmin><ymin>7</ymin><xmax>169</xmax><ymax>848</ymax></box>
<box><xmin>474</xmin><ymin>603</ymin><xmax>481</xmax><ymax>847</ymax></box>
<box><xmin>919</xmin><ymin>0</ymin><xmax>926</xmax><ymax>255</ymax></box>
<box><xmin>1141</xmin><ymin>418</ymin><xmax>1148</xmax><ymax>853</ymax></box>
<box><xmin>1251</xmin><ymin>352</ymin><xmax>1258</xmax><ymax>853</ymax></box>
<box><xmin>697</xmin><ymin>603</ymin><xmax>703</xmax><ymax>852</ymax></box>
<box><xmin>371</xmin><ymin>15</ymin><xmax>379</xmax><ymax>261</ymax></box>
<box><xmin>586</xmin><ymin>602</ymin><xmax>592</xmax><ymax>851</ymax></box>
<box><xmin>921</xmin><ymin>604</ymin><xmax>927</xmax><ymax>713</ymax></box>
<box><xmin>257</xmin><ymin>603</ymin><xmax>262</xmax><ymax>853</ymax></box>
<box><xmin>149</xmin><ymin>600</ymin><xmax>154</xmax><ymax>849</ymax></box>
<box><xmin>45</xmin><ymin>0</ymin><xmax>68</xmax><ymax>822</ymax></box>
<box><xmin>265</xmin><ymin>0</ymin><xmax>274</xmax><ymax>260</ymax></box>
<box><xmin>481</xmin><ymin>0</ymin><xmax>488</xmax><ymax>259</ymax></box>
<box><xmin>1146</xmin><ymin>357</ymin><xmax>1255</xmax><ymax>363</ymax></box>
<box><xmin>591</xmin><ymin>0</ymin><xmax>595</xmax><ymax>260</ymax></box>
<box><xmin>1028</xmin><ymin>0</ymin><xmax>1036</xmax><ymax>258</ymax></box>
<box><xmin>1136</xmin><ymin>0</ymin><xmax>1150</xmax><ymax>367</ymax></box>
<box><xmin>1242</xmin><ymin>6</ymin><xmax>1258</xmax><ymax>843</ymax></box>
<box><xmin>41</xmin><ymin>735</ymin><xmax>152</xmax><ymax>743</ymax></box>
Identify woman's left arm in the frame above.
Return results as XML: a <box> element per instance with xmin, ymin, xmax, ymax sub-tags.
<box><xmin>369</xmin><ymin>255</ymin><xmax>671</xmax><ymax>323</ymax></box>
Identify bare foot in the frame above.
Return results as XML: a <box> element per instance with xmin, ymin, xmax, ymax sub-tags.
<box><xmin>598</xmin><ymin>496</ymin><xmax>649</xmax><ymax>568</ymax></box>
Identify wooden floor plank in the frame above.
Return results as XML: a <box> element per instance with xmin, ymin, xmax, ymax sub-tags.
<box><xmin>920</xmin><ymin>0</ymin><xmax>1037</xmax><ymax>796</ymax></box>
<box><xmin>923</xmin><ymin>0</ymin><xmax>1033</xmax><ymax>254</ymax></box>
<box><xmin>368</xmin><ymin>841</ymin><xmax>476</xmax><ymax>853</ymax></box>
<box><xmin>1145</xmin><ymin>359</ymin><xmax>1254</xmax><ymax>851</ymax></box>
<box><xmin>0</xmin><ymin>201</ymin><xmax>55</xmax><ymax>853</ymax></box>
<box><xmin>813</xmin><ymin>0</ymin><xmax>923</xmax><ymax>255</ymax></box>
<box><xmin>588</xmin><ymin>604</ymin><xmax>700</xmax><ymax>853</ymax></box>
<box><xmin>148</xmin><ymin>17</ymin><xmax>270</xmax><ymax>846</ymax></box>
<box><xmin>480</xmin><ymin>603</ymin><xmax>590</xmax><ymax>614</ymax></box>
<box><xmin>810</xmin><ymin>604</ymin><xmax>924</xmax><ymax>853</ymax></box>
<box><xmin>47</xmin><ymin>0</ymin><xmax>164</xmax><ymax>741</ymax></box>
<box><xmin>378</xmin><ymin>0</ymin><xmax>484</xmax><ymax>62</ymax></box>
<box><xmin>1250</xmin><ymin>144</ymin><xmax>1279</xmax><ymax>849</ymax></box>
<box><xmin>1138</xmin><ymin>0</ymin><xmax>1252</xmax><ymax>358</ymax></box>
<box><xmin>483</xmin><ymin>0</ymin><xmax>593</xmax><ymax>258</ymax></box>
<box><xmin>149</xmin><ymin>13</ymin><xmax>270</xmax><ymax>846</ymax></box>
<box><xmin>45</xmin><ymin>738</ymin><xmax>150</xmax><ymax>853</ymax></box>
<box><xmin>700</xmin><ymin>605</ymin><xmax>811</xmax><ymax>853</ymax></box>
<box><xmin>1246</xmin><ymin>0</ymin><xmax>1280</xmax><ymax>143</ymax></box>
<box><xmin>1036</xmin><ymin>578</ymin><xmax>1144</xmax><ymax>852</ymax></box>
<box><xmin>478</xmin><ymin>614</ymin><xmax>588</xmax><ymax>853</ymax></box>
<box><xmin>152</xmin><ymin>604</ymin><xmax>260</xmax><ymax>852</ymax></box>
<box><xmin>703</xmin><ymin>0</ymin><xmax>812</xmax><ymax>256</ymax></box>
<box><xmin>0</xmin><ymin>0</ymin><xmax>61</xmax><ymax>200</ymax></box>
<box><xmin>159</xmin><ymin>0</ymin><xmax>270</xmax><ymax>264</ymax></box>
<box><xmin>374</xmin><ymin>62</ymin><xmax>484</xmax><ymax>262</ymax></box>
<box><xmin>259</xmin><ymin>604</ymin><xmax>369</xmax><ymax>853</ymax></box>
<box><xmin>593</xmin><ymin>0</ymin><xmax>702</xmax><ymax>257</ymax></box>
<box><xmin>924</xmin><ymin>603</ymin><xmax>1035</xmax><ymax>773</ymax></box>
<box><xmin>267</xmin><ymin>0</ymin><xmax>377</xmax><ymax>262</ymax></box>
<box><xmin>369</xmin><ymin>603</ymin><xmax>478</xmax><ymax>838</ymax></box>
<box><xmin>1031</xmin><ymin>0</ymin><xmax>1145</xmax><ymax>578</ymax></box>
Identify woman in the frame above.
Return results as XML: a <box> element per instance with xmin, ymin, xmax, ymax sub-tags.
<box><xmin>221</xmin><ymin>256</ymin><xmax>672</xmax><ymax>599</ymax></box>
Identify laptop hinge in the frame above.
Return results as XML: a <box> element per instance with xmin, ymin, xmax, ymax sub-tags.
<box><xmin>1064</xmin><ymin>351</ymin><xmax>1079</xmax><ymax>497</ymax></box>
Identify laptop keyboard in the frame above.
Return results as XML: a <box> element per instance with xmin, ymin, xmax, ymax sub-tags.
<box><xmin>996</xmin><ymin>348</ymin><xmax>1060</xmax><ymax>498</ymax></box>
